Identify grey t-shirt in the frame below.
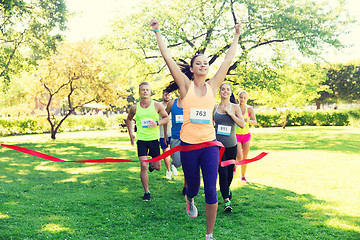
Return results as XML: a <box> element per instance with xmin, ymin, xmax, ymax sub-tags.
<box><xmin>214</xmin><ymin>105</ymin><xmax>237</xmax><ymax>148</ymax></box>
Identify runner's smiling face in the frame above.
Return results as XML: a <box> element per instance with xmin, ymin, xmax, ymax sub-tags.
<box><xmin>139</xmin><ymin>85</ymin><xmax>151</xmax><ymax>99</ymax></box>
<box><xmin>238</xmin><ymin>92</ymin><xmax>248</xmax><ymax>105</ymax></box>
<box><xmin>190</xmin><ymin>55</ymin><xmax>209</xmax><ymax>77</ymax></box>
<box><xmin>219</xmin><ymin>84</ymin><xmax>232</xmax><ymax>99</ymax></box>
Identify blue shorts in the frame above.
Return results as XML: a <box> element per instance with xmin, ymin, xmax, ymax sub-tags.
<box><xmin>180</xmin><ymin>141</ymin><xmax>219</xmax><ymax>204</ymax></box>
<box><xmin>160</xmin><ymin>137</ymin><xmax>171</xmax><ymax>149</ymax></box>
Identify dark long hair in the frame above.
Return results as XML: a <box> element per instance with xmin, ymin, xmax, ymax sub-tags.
<box><xmin>164</xmin><ymin>80</ymin><xmax>179</xmax><ymax>93</ymax></box>
<box><xmin>230</xmin><ymin>93</ymin><xmax>237</xmax><ymax>104</ymax></box>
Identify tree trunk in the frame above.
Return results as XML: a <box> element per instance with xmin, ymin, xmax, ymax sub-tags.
<box><xmin>50</xmin><ymin>126</ymin><xmax>57</xmax><ymax>139</ymax></box>
<box><xmin>282</xmin><ymin>112</ymin><xmax>288</xmax><ymax>129</ymax></box>
<box><xmin>50</xmin><ymin>110</ymin><xmax>74</xmax><ymax>139</ymax></box>
<box><xmin>315</xmin><ymin>100</ymin><xmax>321</xmax><ymax>110</ymax></box>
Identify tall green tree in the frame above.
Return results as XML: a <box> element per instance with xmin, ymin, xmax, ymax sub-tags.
<box><xmin>252</xmin><ymin>63</ymin><xmax>328</xmax><ymax>108</ymax></box>
<box><xmin>319</xmin><ymin>62</ymin><xmax>360</xmax><ymax>103</ymax></box>
<box><xmin>33</xmin><ymin>41</ymin><xmax>128</xmax><ymax>139</ymax></box>
<box><xmin>0</xmin><ymin>70</ymin><xmax>35</xmax><ymax>117</ymax></box>
<box><xmin>109</xmin><ymin>0</ymin><xmax>353</xmax><ymax>92</ymax></box>
<box><xmin>0</xmin><ymin>0</ymin><xmax>68</xmax><ymax>84</ymax></box>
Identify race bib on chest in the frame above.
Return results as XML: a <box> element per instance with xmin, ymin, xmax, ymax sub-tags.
<box><xmin>141</xmin><ymin>119</ymin><xmax>152</xmax><ymax>128</ymax></box>
<box><xmin>175</xmin><ymin>114</ymin><xmax>183</xmax><ymax>123</ymax></box>
<box><xmin>217</xmin><ymin>124</ymin><xmax>231</xmax><ymax>136</ymax></box>
<box><xmin>190</xmin><ymin>108</ymin><xmax>211</xmax><ymax>124</ymax></box>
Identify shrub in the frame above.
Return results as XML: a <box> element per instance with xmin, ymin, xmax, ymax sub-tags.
<box><xmin>0</xmin><ymin>115</ymin><xmax>123</xmax><ymax>137</ymax></box>
<box><xmin>347</xmin><ymin>108</ymin><xmax>360</xmax><ymax>127</ymax></box>
<box><xmin>0</xmin><ymin>109</ymin><xmax>357</xmax><ymax>137</ymax></box>
<box><xmin>0</xmin><ymin>117</ymin><xmax>50</xmax><ymax>136</ymax></box>
<box><xmin>256</xmin><ymin>109</ymin><xmax>351</xmax><ymax>128</ymax></box>
<box><xmin>256</xmin><ymin>111</ymin><xmax>282</xmax><ymax>127</ymax></box>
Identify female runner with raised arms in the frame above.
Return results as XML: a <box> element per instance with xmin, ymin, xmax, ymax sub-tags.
<box><xmin>150</xmin><ymin>19</ymin><xmax>241</xmax><ymax>240</ymax></box>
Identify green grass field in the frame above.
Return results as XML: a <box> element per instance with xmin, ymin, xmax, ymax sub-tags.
<box><xmin>1</xmin><ymin>127</ymin><xmax>359</xmax><ymax>240</ymax></box>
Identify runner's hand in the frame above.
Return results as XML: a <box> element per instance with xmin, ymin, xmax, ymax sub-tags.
<box><xmin>150</xmin><ymin>19</ymin><xmax>160</xmax><ymax>31</ymax></box>
<box><xmin>148</xmin><ymin>120</ymin><xmax>158</xmax><ymax>129</ymax></box>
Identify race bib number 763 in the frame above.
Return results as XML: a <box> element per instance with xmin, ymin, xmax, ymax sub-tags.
<box><xmin>190</xmin><ymin>108</ymin><xmax>211</xmax><ymax>124</ymax></box>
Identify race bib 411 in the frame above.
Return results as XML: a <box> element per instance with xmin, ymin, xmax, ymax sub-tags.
<box><xmin>141</xmin><ymin>119</ymin><xmax>152</xmax><ymax>128</ymax></box>
<box><xmin>217</xmin><ymin>124</ymin><xmax>231</xmax><ymax>136</ymax></box>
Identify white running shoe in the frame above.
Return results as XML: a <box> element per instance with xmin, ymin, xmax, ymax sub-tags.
<box><xmin>171</xmin><ymin>164</ymin><xmax>178</xmax><ymax>176</ymax></box>
<box><xmin>185</xmin><ymin>196</ymin><xmax>198</xmax><ymax>218</ymax></box>
<box><xmin>166</xmin><ymin>171</ymin><xmax>172</xmax><ymax>180</ymax></box>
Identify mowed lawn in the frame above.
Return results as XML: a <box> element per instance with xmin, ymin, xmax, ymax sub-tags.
<box><xmin>0</xmin><ymin>127</ymin><xmax>359</xmax><ymax>240</ymax></box>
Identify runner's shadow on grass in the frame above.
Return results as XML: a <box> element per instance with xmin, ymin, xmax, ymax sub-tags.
<box><xmin>215</xmin><ymin>182</ymin><xmax>360</xmax><ymax>239</ymax></box>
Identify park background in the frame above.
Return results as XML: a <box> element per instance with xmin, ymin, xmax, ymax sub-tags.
<box><xmin>1</xmin><ymin>0</ymin><xmax>360</xmax><ymax>239</ymax></box>
<box><xmin>0</xmin><ymin>0</ymin><xmax>360</xmax><ymax>138</ymax></box>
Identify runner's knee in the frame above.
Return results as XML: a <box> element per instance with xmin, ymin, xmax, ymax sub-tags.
<box><xmin>153</xmin><ymin>161</ymin><xmax>161</xmax><ymax>171</ymax></box>
<box><xmin>204</xmin><ymin>187</ymin><xmax>218</xmax><ymax>204</ymax></box>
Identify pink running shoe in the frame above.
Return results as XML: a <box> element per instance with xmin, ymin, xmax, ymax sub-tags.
<box><xmin>241</xmin><ymin>176</ymin><xmax>247</xmax><ymax>182</ymax></box>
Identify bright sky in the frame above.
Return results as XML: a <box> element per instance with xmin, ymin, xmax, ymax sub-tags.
<box><xmin>64</xmin><ymin>0</ymin><xmax>360</xmax><ymax>63</ymax></box>
<box><xmin>64</xmin><ymin>0</ymin><xmax>139</xmax><ymax>41</ymax></box>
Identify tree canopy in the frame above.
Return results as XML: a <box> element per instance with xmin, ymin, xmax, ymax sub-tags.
<box><xmin>109</xmin><ymin>0</ymin><xmax>353</xmax><ymax>94</ymax></box>
<box><xmin>32</xmin><ymin>41</ymin><xmax>128</xmax><ymax>139</ymax></box>
<box><xmin>0</xmin><ymin>0</ymin><xmax>68</xmax><ymax>84</ymax></box>
<box><xmin>251</xmin><ymin>63</ymin><xmax>327</xmax><ymax>108</ymax></box>
<box><xmin>318</xmin><ymin>62</ymin><xmax>360</xmax><ymax>103</ymax></box>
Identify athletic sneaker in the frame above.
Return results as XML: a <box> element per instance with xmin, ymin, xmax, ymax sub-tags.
<box><xmin>206</xmin><ymin>235</ymin><xmax>216</xmax><ymax>240</ymax></box>
<box><xmin>224</xmin><ymin>200</ymin><xmax>232</xmax><ymax>212</ymax></box>
<box><xmin>171</xmin><ymin>164</ymin><xmax>178</xmax><ymax>176</ymax></box>
<box><xmin>149</xmin><ymin>163</ymin><xmax>154</xmax><ymax>172</ymax></box>
<box><xmin>166</xmin><ymin>171</ymin><xmax>172</xmax><ymax>180</ymax></box>
<box><xmin>142</xmin><ymin>192</ymin><xmax>151</xmax><ymax>201</ymax></box>
<box><xmin>241</xmin><ymin>176</ymin><xmax>247</xmax><ymax>182</ymax></box>
<box><xmin>185</xmin><ymin>196</ymin><xmax>198</xmax><ymax>218</ymax></box>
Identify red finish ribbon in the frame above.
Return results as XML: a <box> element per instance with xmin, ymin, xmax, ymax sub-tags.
<box><xmin>1</xmin><ymin>142</ymin><xmax>267</xmax><ymax>166</ymax></box>
<box><xmin>220</xmin><ymin>151</ymin><xmax>269</xmax><ymax>167</ymax></box>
